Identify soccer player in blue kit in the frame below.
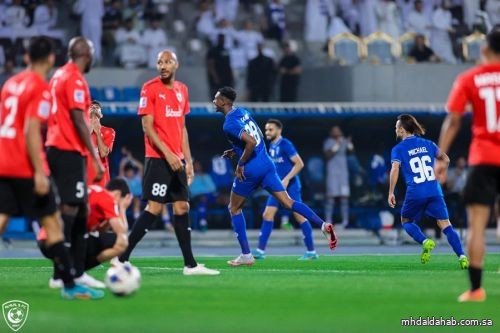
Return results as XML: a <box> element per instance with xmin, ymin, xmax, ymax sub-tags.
<box><xmin>252</xmin><ymin>119</ymin><xmax>318</xmax><ymax>260</ymax></box>
<box><xmin>388</xmin><ymin>114</ymin><xmax>469</xmax><ymax>268</ymax></box>
<box><xmin>213</xmin><ymin>87</ymin><xmax>337</xmax><ymax>266</ymax></box>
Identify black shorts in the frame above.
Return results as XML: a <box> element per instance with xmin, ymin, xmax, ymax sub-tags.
<box><xmin>87</xmin><ymin>231</ymin><xmax>116</xmax><ymax>259</ymax></box>
<box><xmin>463</xmin><ymin>165</ymin><xmax>500</xmax><ymax>206</ymax></box>
<box><xmin>142</xmin><ymin>157</ymin><xmax>189</xmax><ymax>204</ymax></box>
<box><xmin>0</xmin><ymin>177</ymin><xmax>59</xmax><ymax>219</ymax></box>
<box><xmin>47</xmin><ymin>147</ymin><xmax>87</xmax><ymax>205</ymax></box>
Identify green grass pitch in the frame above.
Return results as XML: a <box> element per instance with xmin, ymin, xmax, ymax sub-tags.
<box><xmin>0</xmin><ymin>254</ymin><xmax>499</xmax><ymax>333</ymax></box>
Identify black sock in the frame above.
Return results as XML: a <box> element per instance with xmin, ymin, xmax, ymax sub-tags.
<box><xmin>61</xmin><ymin>214</ymin><xmax>75</xmax><ymax>246</ymax></box>
<box><xmin>71</xmin><ymin>215</ymin><xmax>88</xmax><ymax>278</ymax></box>
<box><xmin>46</xmin><ymin>241</ymin><xmax>75</xmax><ymax>289</ymax></box>
<box><xmin>173</xmin><ymin>214</ymin><xmax>197</xmax><ymax>268</ymax></box>
<box><xmin>84</xmin><ymin>256</ymin><xmax>101</xmax><ymax>271</ymax></box>
<box><xmin>119</xmin><ymin>210</ymin><xmax>157</xmax><ymax>262</ymax></box>
<box><xmin>468</xmin><ymin>266</ymin><xmax>482</xmax><ymax>291</ymax></box>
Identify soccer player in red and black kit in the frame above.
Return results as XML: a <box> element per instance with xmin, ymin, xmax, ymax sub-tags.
<box><xmin>87</xmin><ymin>100</ymin><xmax>115</xmax><ymax>186</ymax></box>
<box><xmin>45</xmin><ymin>37</ymin><xmax>105</xmax><ymax>287</ymax></box>
<box><xmin>0</xmin><ymin>36</ymin><xmax>103</xmax><ymax>299</ymax></box>
<box><xmin>439</xmin><ymin>28</ymin><xmax>500</xmax><ymax>302</ymax></box>
<box><xmin>118</xmin><ymin>50</ymin><xmax>219</xmax><ymax>275</ymax></box>
<box><xmin>38</xmin><ymin>178</ymin><xmax>132</xmax><ymax>287</ymax></box>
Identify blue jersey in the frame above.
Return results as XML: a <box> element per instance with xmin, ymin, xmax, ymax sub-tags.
<box><xmin>223</xmin><ymin>107</ymin><xmax>272</xmax><ymax>167</ymax></box>
<box><xmin>269</xmin><ymin>137</ymin><xmax>301</xmax><ymax>188</ymax></box>
<box><xmin>391</xmin><ymin>136</ymin><xmax>443</xmax><ymax>199</ymax></box>
<box><xmin>222</xmin><ymin>107</ymin><xmax>284</xmax><ymax>197</ymax></box>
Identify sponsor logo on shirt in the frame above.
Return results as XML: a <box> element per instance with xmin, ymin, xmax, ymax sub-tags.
<box><xmin>74</xmin><ymin>89</ymin><xmax>85</xmax><ymax>103</ymax></box>
<box><xmin>176</xmin><ymin>91</ymin><xmax>183</xmax><ymax>103</ymax></box>
<box><xmin>139</xmin><ymin>97</ymin><xmax>147</xmax><ymax>108</ymax></box>
<box><xmin>38</xmin><ymin>101</ymin><xmax>50</xmax><ymax>119</ymax></box>
<box><xmin>165</xmin><ymin>106</ymin><xmax>183</xmax><ymax>117</ymax></box>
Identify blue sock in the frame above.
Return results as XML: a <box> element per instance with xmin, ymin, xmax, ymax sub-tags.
<box><xmin>231</xmin><ymin>213</ymin><xmax>250</xmax><ymax>254</ymax></box>
<box><xmin>258</xmin><ymin>220</ymin><xmax>274</xmax><ymax>251</ymax></box>
<box><xmin>402</xmin><ymin>222</ymin><xmax>427</xmax><ymax>244</ymax></box>
<box><xmin>300</xmin><ymin>221</ymin><xmax>314</xmax><ymax>252</ymax></box>
<box><xmin>291</xmin><ymin>202</ymin><xmax>324</xmax><ymax>227</ymax></box>
<box><xmin>443</xmin><ymin>225</ymin><xmax>465</xmax><ymax>257</ymax></box>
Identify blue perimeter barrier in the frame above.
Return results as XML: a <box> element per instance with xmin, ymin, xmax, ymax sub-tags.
<box><xmin>101</xmin><ymin>102</ymin><xmax>447</xmax><ymax>117</ymax></box>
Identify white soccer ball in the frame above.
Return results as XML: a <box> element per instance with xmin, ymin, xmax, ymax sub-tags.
<box><xmin>105</xmin><ymin>263</ymin><xmax>141</xmax><ymax>296</ymax></box>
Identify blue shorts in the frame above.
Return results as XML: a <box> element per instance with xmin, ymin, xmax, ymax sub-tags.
<box><xmin>401</xmin><ymin>196</ymin><xmax>449</xmax><ymax>221</ymax></box>
<box><xmin>232</xmin><ymin>161</ymin><xmax>285</xmax><ymax>198</ymax></box>
<box><xmin>266</xmin><ymin>180</ymin><xmax>302</xmax><ymax>207</ymax></box>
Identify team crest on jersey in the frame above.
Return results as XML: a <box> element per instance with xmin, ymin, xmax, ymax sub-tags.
<box><xmin>74</xmin><ymin>89</ymin><xmax>84</xmax><ymax>103</ymax></box>
<box><xmin>139</xmin><ymin>97</ymin><xmax>147</xmax><ymax>108</ymax></box>
<box><xmin>38</xmin><ymin>101</ymin><xmax>51</xmax><ymax>119</ymax></box>
<box><xmin>176</xmin><ymin>91</ymin><xmax>183</xmax><ymax>103</ymax></box>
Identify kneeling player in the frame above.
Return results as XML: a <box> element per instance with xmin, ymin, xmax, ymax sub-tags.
<box><xmin>0</xmin><ymin>36</ymin><xmax>103</xmax><ymax>299</ymax></box>
<box><xmin>39</xmin><ymin>178</ymin><xmax>132</xmax><ymax>287</ymax></box>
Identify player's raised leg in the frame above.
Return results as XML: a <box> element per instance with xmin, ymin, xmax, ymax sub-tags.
<box><xmin>227</xmin><ymin>192</ymin><xmax>255</xmax><ymax>266</ymax></box>
<box><xmin>270</xmin><ymin>190</ymin><xmax>337</xmax><ymax>250</ymax></box>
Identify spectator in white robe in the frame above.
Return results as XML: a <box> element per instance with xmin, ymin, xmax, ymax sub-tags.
<box><xmin>236</xmin><ymin>20</ymin><xmax>264</xmax><ymax>62</ymax></box>
<box><xmin>304</xmin><ymin>0</ymin><xmax>336</xmax><ymax>42</ymax></box>
<box><xmin>142</xmin><ymin>19</ymin><xmax>168</xmax><ymax>69</ymax></box>
<box><xmin>376</xmin><ymin>0</ymin><xmax>401</xmax><ymax>38</ymax></box>
<box><xmin>73</xmin><ymin>0</ymin><xmax>104</xmax><ymax>62</ymax></box>
<box><xmin>431</xmin><ymin>0</ymin><xmax>456</xmax><ymax>63</ymax></box>
<box><xmin>407</xmin><ymin>0</ymin><xmax>432</xmax><ymax>39</ymax></box>
<box><xmin>215</xmin><ymin>0</ymin><xmax>239</xmax><ymax>23</ymax></box>
<box><xmin>358</xmin><ymin>0</ymin><xmax>378</xmax><ymax>37</ymax></box>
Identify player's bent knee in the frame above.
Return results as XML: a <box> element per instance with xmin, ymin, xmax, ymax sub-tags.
<box><xmin>437</xmin><ymin>219</ymin><xmax>451</xmax><ymax>229</ymax></box>
<box><xmin>173</xmin><ymin>201</ymin><xmax>190</xmax><ymax>215</ymax></box>
<box><xmin>146</xmin><ymin>201</ymin><xmax>163</xmax><ymax>216</ymax></box>
<box><xmin>228</xmin><ymin>205</ymin><xmax>241</xmax><ymax>216</ymax></box>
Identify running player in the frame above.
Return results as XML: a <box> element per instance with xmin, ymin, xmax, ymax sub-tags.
<box><xmin>118</xmin><ymin>50</ymin><xmax>219</xmax><ymax>275</ymax></box>
<box><xmin>213</xmin><ymin>87</ymin><xmax>337</xmax><ymax>266</ymax></box>
<box><xmin>439</xmin><ymin>28</ymin><xmax>500</xmax><ymax>302</ymax></box>
<box><xmin>252</xmin><ymin>119</ymin><xmax>318</xmax><ymax>260</ymax></box>
<box><xmin>0</xmin><ymin>36</ymin><xmax>103</xmax><ymax>299</ymax></box>
<box><xmin>388</xmin><ymin>114</ymin><xmax>468</xmax><ymax>268</ymax></box>
<box><xmin>38</xmin><ymin>178</ymin><xmax>132</xmax><ymax>288</ymax></box>
<box><xmin>87</xmin><ymin>100</ymin><xmax>115</xmax><ymax>186</ymax></box>
<box><xmin>45</xmin><ymin>37</ymin><xmax>105</xmax><ymax>287</ymax></box>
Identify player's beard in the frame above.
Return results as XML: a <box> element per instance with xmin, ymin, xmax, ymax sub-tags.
<box><xmin>84</xmin><ymin>60</ymin><xmax>91</xmax><ymax>73</ymax></box>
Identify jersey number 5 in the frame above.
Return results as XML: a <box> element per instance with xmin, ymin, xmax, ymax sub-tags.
<box><xmin>244</xmin><ymin>121</ymin><xmax>261</xmax><ymax>146</ymax></box>
<box><xmin>409</xmin><ymin>155</ymin><xmax>435</xmax><ymax>184</ymax></box>
<box><xmin>479</xmin><ymin>87</ymin><xmax>500</xmax><ymax>133</ymax></box>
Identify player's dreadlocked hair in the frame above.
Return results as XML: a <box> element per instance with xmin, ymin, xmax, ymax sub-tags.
<box><xmin>397</xmin><ymin>114</ymin><xmax>426</xmax><ymax>136</ymax></box>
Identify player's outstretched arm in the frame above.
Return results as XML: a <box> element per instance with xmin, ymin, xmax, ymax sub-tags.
<box><xmin>388</xmin><ymin>162</ymin><xmax>400</xmax><ymax>208</ymax></box>
<box><xmin>25</xmin><ymin>117</ymin><xmax>49</xmax><ymax>195</ymax></box>
<box><xmin>71</xmin><ymin>108</ymin><xmax>104</xmax><ymax>181</ymax></box>
<box><xmin>97</xmin><ymin>217</ymin><xmax>129</xmax><ymax>263</ymax></box>
<box><xmin>141</xmin><ymin>114</ymin><xmax>182</xmax><ymax>171</ymax></box>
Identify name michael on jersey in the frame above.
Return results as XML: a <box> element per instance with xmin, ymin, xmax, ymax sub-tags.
<box><xmin>408</xmin><ymin>147</ymin><xmax>428</xmax><ymax>156</ymax></box>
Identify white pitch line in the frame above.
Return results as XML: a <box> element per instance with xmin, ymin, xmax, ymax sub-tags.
<box><xmin>139</xmin><ymin>266</ymin><xmax>372</xmax><ymax>274</ymax></box>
